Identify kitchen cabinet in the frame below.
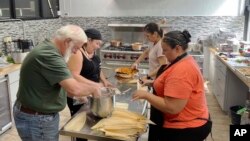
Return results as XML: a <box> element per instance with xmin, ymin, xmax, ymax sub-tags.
<box><xmin>225</xmin><ymin>69</ymin><xmax>249</xmax><ymax>112</ymax></box>
<box><xmin>40</xmin><ymin>0</ymin><xmax>60</xmax><ymax>18</ymax></box>
<box><xmin>14</xmin><ymin>0</ymin><xmax>40</xmax><ymax>18</ymax></box>
<box><xmin>0</xmin><ymin>0</ymin><xmax>59</xmax><ymax>19</ymax></box>
<box><xmin>0</xmin><ymin>76</ymin><xmax>12</xmax><ymax>135</ymax></box>
<box><xmin>203</xmin><ymin>46</ymin><xmax>210</xmax><ymax>80</ymax></box>
<box><xmin>206</xmin><ymin>48</ymin><xmax>249</xmax><ymax>113</ymax></box>
<box><xmin>7</xmin><ymin>70</ymin><xmax>20</xmax><ymax>108</ymax></box>
<box><xmin>213</xmin><ymin>57</ymin><xmax>228</xmax><ymax>110</ymax></box>
<box><xmin>0</xmin><ymin>0</ymin><xmax>11</xmax><ymax>18</ymax></box>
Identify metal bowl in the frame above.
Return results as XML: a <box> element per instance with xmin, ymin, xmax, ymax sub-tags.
<box><xmin>90</xmin><ymin>88</ymin><xmax>114</xmax><ymax>118</ymax></box>
<box><xmin>131</xmin><ymin>42</ymin><xmax>142</xmax><ymax>50</ymax></box>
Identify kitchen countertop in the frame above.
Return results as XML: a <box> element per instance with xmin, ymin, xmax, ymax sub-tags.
<box><xmin>60</xmin><ymin>68</ymin><xmax>149</xmax><ymax>141</ymax></box>
<box><xmin>0</xmin><ymin>64</ymin><xmax>21</xmax><ymax>76</ymax></box>
<box><xmin>209</xmin><ymin>48</ymin><xmax>250</xmax><ymax>88</ymax></box>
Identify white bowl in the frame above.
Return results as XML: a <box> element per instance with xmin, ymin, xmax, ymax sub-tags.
<box><xmin>12</xmin><ymin>52</ymin><xmax>29</xmax><ymax>64</ymax></box>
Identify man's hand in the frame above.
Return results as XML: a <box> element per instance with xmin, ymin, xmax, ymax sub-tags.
<box><xmin>91</xmin><ymin>87</ymin><xmax>101</xmax><ymax>98</ymax></box>
<box><xmin>103</xmin><ymin>80</ymin><xmax>114</xmax><ymax>87</ymax></box>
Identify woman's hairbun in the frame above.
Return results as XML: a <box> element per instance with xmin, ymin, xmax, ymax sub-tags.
<box><xmin>182</xmin><ymin>30</ymin><xmax>191</xmax><ymax>43</ymax></box>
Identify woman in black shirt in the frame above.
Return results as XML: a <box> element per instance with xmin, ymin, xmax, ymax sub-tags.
<box><xmin>67</xmin><ymin>28</ymin><xmax>112</xmax><ymax>141</ymax></box>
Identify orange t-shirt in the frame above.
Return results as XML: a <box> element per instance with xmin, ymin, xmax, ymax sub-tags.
<box><xmin>153</xmin><ymin>56</ymin><xmax>209</xmax><ymax>129</ymax></box>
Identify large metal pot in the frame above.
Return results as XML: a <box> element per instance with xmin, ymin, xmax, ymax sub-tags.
<box><xmin>90</xmin><ymin>88</ymin><xmax>114</xmax><ymax>118</ymax></box>
<box><xmin>110</xmin><ymin>40</ymin><xmax>122</xmax><ymax>47</ymax></box>
<box><xmin>131</xmin><ymin>42</ymin><xmax>142</xmax><ymax>51</ymax></box>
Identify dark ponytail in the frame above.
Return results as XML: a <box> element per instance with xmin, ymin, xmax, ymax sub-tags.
<box><xmin>182</xmin><ymin>30</ymin><xmax>191</xmax><ymax>43</ymax></box>
<box><xmin>144</xmin><ymin>22</ymin><xmax>163</xmax><ymax>37</ymax></box>
<box><xmin>162</xmin><ymin>30</ymin><xmax>191</xmax><ymax>50</ymax></box>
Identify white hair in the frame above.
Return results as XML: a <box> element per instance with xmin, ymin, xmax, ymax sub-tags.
<box><xmin>54</xmin><ymin>24</ymin><xmax>87</xmax><ymax>43</ymax></box>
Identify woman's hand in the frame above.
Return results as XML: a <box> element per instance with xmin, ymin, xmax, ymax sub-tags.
<box><xmin>132</xmin><ymin>90</ymin><xmax>148</xmax><ymax>101</ymax></box>
<box><xmin>103</xmin><ymin>80</ymin><xmax>114</xmax><ymax>87</ymax></box>
<box><xmin>139</xmin><ymin>76</ymin><xmax>154</xmax><ymax>86</ymax></box>
<box><xmin>131</xmin><ymin>62</ymin><xmax>138</xmax><ymax>70</ymax></box>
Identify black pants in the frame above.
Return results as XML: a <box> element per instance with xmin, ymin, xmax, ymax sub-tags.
<box><xmin>159</xmin><ymin>120</ymin><xmax>212</xmax><ymax>141</ymax></box>
<box><xmin>67</xmin><ymin>97</ymin><xmax>87</xmax><ymax>141</ymax></box>
<box><xmin>148</xmin><ymin>124</ymin><xmax>162</xmax><ymax>141</ymax></box>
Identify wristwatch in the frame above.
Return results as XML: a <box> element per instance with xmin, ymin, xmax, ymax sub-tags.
<box><xmin>146</xmin><ymin>74</ymin><xmax>152</xmax><ymax>80</ymax></box>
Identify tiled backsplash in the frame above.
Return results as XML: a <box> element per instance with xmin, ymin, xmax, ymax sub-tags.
<box><xmin>0</xmin><ymin>19</ymin><xmax>62</xmax><ymax>53</ymax></box>
<box><xmin>0</xmin><ymin>16</ymin><xmax>244</xmax><ymax>53</ymax></box>
<box><xmin>62</xmin><ymin>16</ymin><xmax>244</xmax><ymax>43</ymax></box>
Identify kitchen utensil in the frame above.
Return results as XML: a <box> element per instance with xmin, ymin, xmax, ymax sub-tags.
<box><xmin>13</xmin><ymin>39</ymin><xmax>34</xmax><ymax>53</ymax></box>
<box><xmin>90</xmin><ymin>87</ymin><xmax>115</xmax><ymax>118</ymax></box>
<box><xmin>141</xmin><ymin>100</ymin><xmax>148</xmax><ymax>115</ymax></box>
<box><xmin>11</xmin><ymin>52</ymin><xmax>29</xmax><ymax>64</ymax></box>
<box><xmin>110</xmin><ymin>40</ymin><xmax>122</xmax><ymax>47</ymax></box>
<box><xmin>131</xmin><ymin>42</ymin><xmax>142</xmax><ymax>51</ymax></box>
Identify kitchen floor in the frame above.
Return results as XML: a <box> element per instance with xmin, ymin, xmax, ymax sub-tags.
<box><xmin>0</xmin><ymin>83</ymin><xmax>230</xmax><ymax>141</ymax></box>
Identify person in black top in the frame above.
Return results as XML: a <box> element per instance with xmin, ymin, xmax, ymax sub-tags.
<box><xmin>67</xmin><ymin>28</ymin><xmax>113</xmax><ymax>141</ymax></box>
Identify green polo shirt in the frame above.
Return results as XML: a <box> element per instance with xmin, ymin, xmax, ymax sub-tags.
<box><xmin>16</xmin><ymin>39</ymin><xmax>72</xmax><ymax>113</ymax></box>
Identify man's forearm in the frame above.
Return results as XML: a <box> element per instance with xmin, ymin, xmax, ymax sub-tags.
<box><xmin>73</xmin><ymin>73</ymin><xmax>100</xmax><ymax>87</ymax></box>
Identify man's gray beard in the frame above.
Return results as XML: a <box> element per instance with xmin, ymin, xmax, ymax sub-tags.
<box><xmin>64</xmin><ymin>46</ymin><xmax>73</xmax><ymax>62</ymax></box>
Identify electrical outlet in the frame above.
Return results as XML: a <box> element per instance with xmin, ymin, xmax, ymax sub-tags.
<box><xmin>57</xmin><ymin>11</ymin><xmax>61</xmax><ymax>16</ymax></box>
<box><xmin>3</xmin><ymin>36</ymin><xmax>12</xmax><ymax>43</ymax></box>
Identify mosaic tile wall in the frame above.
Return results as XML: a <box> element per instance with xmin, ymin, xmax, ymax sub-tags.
<box><xmin>0</xmin><ymin>18</ymin><xmax>62</xmax><ymax>53</ymax></box>
<box><xmin>62</xmin><ymin>16</ymin><xmax>245</xmax><ymax>43</ymax></box>
<box><xmin>0</xmin><ymin>16</ymin><xmax>244</xmax><ymax>53</ymax></box>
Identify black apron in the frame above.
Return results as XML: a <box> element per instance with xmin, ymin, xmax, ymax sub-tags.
<box><xmin>148</xmin><ymin>52</ymin><xmax>188</xmax><ymax>141</ymax></box>
<box><xmin>80</xmin><ymin>52</ymin><xmax>101</xmax><ymax>83</ymax></box>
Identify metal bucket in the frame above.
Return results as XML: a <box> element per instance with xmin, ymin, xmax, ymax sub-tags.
<box><xmin>90</xmin><ymin>88</ymin><xmax>114</xmax><ymax>118</ymax></box>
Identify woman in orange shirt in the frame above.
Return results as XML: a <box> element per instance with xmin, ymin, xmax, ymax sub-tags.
<box><xmin>132</xmin><ymin>30</ymin><xmax>212</xmax><ymax>141</ymax></box>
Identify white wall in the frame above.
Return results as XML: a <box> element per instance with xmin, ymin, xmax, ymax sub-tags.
<box><xmin>59</xmin><ymin>0</ymin><xmax>245</xmax><ymax>17</ymax></box>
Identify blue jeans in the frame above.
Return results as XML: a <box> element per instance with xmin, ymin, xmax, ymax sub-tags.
<box><xmin>13</xmin><ymin>102</ymin><xmax>59</xmax><ymax>141</ymax></box>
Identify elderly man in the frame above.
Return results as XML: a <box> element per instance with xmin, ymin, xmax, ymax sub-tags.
<box><xmin>13</xmin><ymin>25</ymin><xmax>101</xmax><ymax>141</ymax></box>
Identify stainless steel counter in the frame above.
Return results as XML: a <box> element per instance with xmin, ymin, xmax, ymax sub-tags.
<box><xmin>60</xmin><ymin>68</ymin><xmax>149</xmax><ymax>141</ymax></box>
